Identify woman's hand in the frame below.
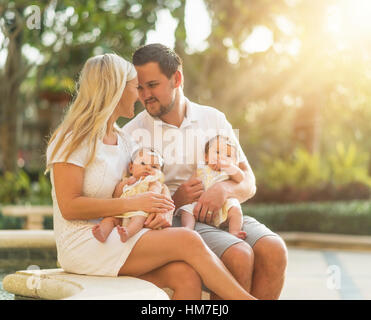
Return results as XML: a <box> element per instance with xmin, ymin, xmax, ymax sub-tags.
<box><xmin>144</xmin><ymin>184</ymin><xmax>174</xmax><ymax>229</ymax></box>
<box><xmin>128</xmin><ymin>191</ymin><xmax>175</xmax><ymax>214</ymax></box>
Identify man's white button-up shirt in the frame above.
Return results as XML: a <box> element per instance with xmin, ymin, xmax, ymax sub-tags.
<box><xmin>121</xmin><ymin>98</ymin><xmax>250</xmax><ymax>195</ymax></box>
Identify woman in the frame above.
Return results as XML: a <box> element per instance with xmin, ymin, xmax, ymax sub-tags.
<box><xmin>46</xmin><ymin>53</ymin><xmax>256</xmax><ymax>300</ymax></box>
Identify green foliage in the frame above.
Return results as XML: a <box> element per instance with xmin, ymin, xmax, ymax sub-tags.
<box><xmin>0</xmin><ymin>170</ymin><xmax>52</xmax><ymax>205</ymax></box>
<box><xmin>255</xmin><ymin>144</ymin><xmax>371</xmax><ymax>194</ymax></box>
<box><xmin>1</xmin><ymin>0</ymin><xmax>185</xmax><ymax>172</ymax></box>
<box><xmin>328</xmin><ymin>142</ymin><xmax>371</xmax><ymax>187</ymax></box>
<box><xmin>0</xmin><ymin>171</ymin><xmax>31</xmax><ymax>204</ymax></box>
<box><xmin>0</xmin><ymin>170</ymin><xmax>52</xmax><ymax>229</ymax></box>
<box><xmin>243</xmin><ymin>200</ymin><xmax>371</xmax><ymax>235</ymax></box>
<box><xmin>256</xmin><ymin>148</ymin><xmax>329</xmax><ymax>191</ymax></box>
<box><xmin>40</xmin><ymin>75</ymin><xmax>75</xmax><ymax>93</ymax></box>
<box><xmin>0</xmin><ymin>213</ymin><xmax>23</xmax><ymax>230</ymax></box>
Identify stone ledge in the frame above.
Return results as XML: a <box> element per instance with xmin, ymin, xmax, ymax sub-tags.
<box><xmin>0</xmin><ymin>230</ymin><xmax>56</xmax><ymax>249</ymax></box>
<box><xmin>2</xmin><ymin>230</ymin><xmax>371</xmax><ymax>250</ymax></box>
<box><xmin>3</xmin><ymin>269</ymin><xmax>170</xmax><ymax>300</ymax></box>
<box><xmin>279</xmin><ymin>232</ymin><xmax>371</xmax><ymax>251</ymax></box>
<box><xmin>1</xmin><ymin>205</ymin><xmax>53</xmax><ymax>216</ymax></box>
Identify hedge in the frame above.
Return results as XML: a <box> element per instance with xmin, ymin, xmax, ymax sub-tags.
<box><xmin>1</xmin><ymin>201</ymin><xmax>371</xmax><ymax>235</ymax></box>
<box><xmin>242</xmin><ymin>200</ymin><xmax>371</xmax><ymax>236</ymax></box>
<box><xmin>0</xmin><ymin>213</ymin><xmax>53</xmax><ymax>230</ymax></box>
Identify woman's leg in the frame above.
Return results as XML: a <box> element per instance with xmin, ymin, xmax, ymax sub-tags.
<box><xmin>119</xmin><ymin>227</ymin><xmax>256</xmax><ymax>300</ymax></box>
<box><xmin>138</xmin><ymin>261</ymin><xmax>202</xmax><ymax>300</ymax></box>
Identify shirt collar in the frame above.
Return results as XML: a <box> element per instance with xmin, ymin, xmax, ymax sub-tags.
<box><xmin>145</xmin><ymin>97</ymin><xmax>199</xmax><ymax>128</ymax></box>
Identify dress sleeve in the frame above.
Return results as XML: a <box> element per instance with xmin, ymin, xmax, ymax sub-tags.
<box><xmin>46</xmin><ymin>132</ymin><xmax>89</xmax><ymax>170</ymax></box>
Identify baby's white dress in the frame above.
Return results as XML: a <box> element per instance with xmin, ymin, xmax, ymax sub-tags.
<box><xmin>46</xmin><ymin>131</ymin><xmax>149</xmax><ymax>276</ymax></box>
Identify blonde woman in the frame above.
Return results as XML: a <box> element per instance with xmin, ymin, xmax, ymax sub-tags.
<box><xmin>46</xmin><ymin>53</ymin><xmax>256</xmax><ymax>300</ymax></box>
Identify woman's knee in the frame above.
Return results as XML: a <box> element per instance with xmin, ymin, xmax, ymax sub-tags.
<box><xmin>173</xmin><ymin>227</ymin><xmax>205</xmax><ymax>248</ymax></box>
<box><xmin>166</xmin><ymin>261</ymin><xmax>201</xmax><ymax>290</ymax></box>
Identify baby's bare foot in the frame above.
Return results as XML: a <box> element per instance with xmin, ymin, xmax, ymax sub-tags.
<box><xmin>231</xmin><ymin>230</ymin><xmax>247</xmax><ymax>240</ymax></box>
<box><xmin>92</xmin><ymin>225</ymin><xmax>107</xmax><ymax>243</ymax></box>
<box><xmin>117</xmin><ymin>225</ymin><xmax>130</xmax><ymax>243</ymax></box>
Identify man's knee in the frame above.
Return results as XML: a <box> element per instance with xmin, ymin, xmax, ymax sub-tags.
<box><xmin>221</xmin><ymin>242</ymin><xmax>254</xmax><ymax>277</ymax></box>
<box><xmin>253</xmin><ymin>235</ymin><xmax>288</xmax><ymax>272</ymax></box>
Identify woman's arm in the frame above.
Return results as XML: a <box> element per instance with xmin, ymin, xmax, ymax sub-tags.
<box><xmin>53</xmin><ymin>163</ymin><xmax>175</xmax><ymax>221</ymax></box>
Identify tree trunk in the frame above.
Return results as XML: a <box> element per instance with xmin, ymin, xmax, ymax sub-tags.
<box><xmin>0</xmin><ymin>17</ymin><xmax>24</xmax><ymax>173</ymax></box>
<box><xmin>292</xmin><ymin>94</ymin><xmax>322</xmax><ymax>154</ymax></box>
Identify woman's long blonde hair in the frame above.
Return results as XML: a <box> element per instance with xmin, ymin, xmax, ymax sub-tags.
<box><xmin>46</xmin><ymin>53</ymin><xmax>136</xmax><ymax>171</ymax></box>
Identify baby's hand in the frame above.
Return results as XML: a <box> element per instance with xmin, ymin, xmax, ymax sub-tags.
<box><xmin>112</xmin><ymin>177</ymin><xmax>137</xmax><ymax>198</ymax></box>
<box><xmin>219</xmin><ymin>161</ymin><xmax>239</xmax><ymax>175</ymax></box>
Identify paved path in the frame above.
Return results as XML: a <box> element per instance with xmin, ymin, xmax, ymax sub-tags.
<box><xmin>1</xmin><ymin>247</ymin><xmax>371</xmax><ymax>300</ymax></box>
<box><xmin>280</xmin><ymin>247</ymin><xmax>371</xmax><ymax>300</ymax></box>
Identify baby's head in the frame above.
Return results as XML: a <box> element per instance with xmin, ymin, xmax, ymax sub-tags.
<box><xmin>129</xmin><ymin>147</ymin><xmax>164</xmax><ymax>179</ymax></box>
<box><xmin>204</xmin><ymin>135</ymin><xmax>238</xmax><ymax>167</ymax></box>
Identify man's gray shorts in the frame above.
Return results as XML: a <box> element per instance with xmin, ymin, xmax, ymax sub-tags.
<box><xmin>172</xmin><ymin>215</ymin><xmax>279</xmax><ymax>258</ymax></box>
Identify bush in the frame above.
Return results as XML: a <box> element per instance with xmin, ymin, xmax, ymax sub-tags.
<box><xmin>0</xmin><ymin>170</ymin><xmax>52</xmax><ymax>205</ymax></box>
<box><xmin>0</xmin><ymin>213</ymin><xmax>23</xmax><ymax>229</ymax></box>
<box><xmin>251</xmin><ymin>181</ymin><xmax>371</xmax><ymax>203</ymax></box>
<box><xmin>0</xmin><ymin>170</ymin><xmax>52</xmax><ymax>229</ymax></box>
<box><xmin>253</xmin><ymin>143</ymin><xmax>371</xmax><ymax>203</ymax></box>
<box><xmin>243</xmin><ymin>200</ymin><xmax>371</xmax><ymax>235</ymax></box>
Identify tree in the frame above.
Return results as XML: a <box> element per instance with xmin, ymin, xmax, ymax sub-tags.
<box><xmin>0</xmin><ymin>0</ymin><xmax>183</xmax><ymax>173</ymax></box>
<box><xmin>181</xmin><ymin>0</ymin><xmax>371</xmax><ymax>166</ymax></box>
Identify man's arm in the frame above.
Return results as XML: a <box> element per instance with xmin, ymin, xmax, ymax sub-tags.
<box><xmin>171</xmin><ymin>173</ymin><xmax>204</xmax><ymax>210</ymax></box>
<box><xmin>193</xmin><ymin>161</ymin><xmax>256</xmax><ymax>224</ymax></box>
<box><xmin>220</xmin><ymin>161</ymin><xmax>256</xmax><ymax>203</ymax></box>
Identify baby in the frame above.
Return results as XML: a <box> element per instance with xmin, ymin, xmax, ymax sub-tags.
<box><xmin>92</xmin><ymin>147</ymin><xmax>170</xmax><ymax>243</ymax></box>
<box><xmin>179</xmin><ymin>135</ymin><xmax>247</xmax><ymax>239</ymax></box>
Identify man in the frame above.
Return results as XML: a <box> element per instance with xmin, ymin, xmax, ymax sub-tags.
<box><xmin>122</xmin><ymin>43</ymin><xmax>288</xmax><ymax>300</ymax></box>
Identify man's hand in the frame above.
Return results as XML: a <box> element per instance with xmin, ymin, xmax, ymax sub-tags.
<box><xmin>193</xmin><ymin>182</ymin><xmax>227</xmax><ymax>225</ymax></box>
<box><xmin>172</xmin><ymin>176</ymin><xmax>204</xmax><ymax>209</ymax></box>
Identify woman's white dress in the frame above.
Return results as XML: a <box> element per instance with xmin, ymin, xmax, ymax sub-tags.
<box><xmin>46</xmin><ymin>131</ymin><xmax>149</xmax><ymax>276</ymax></box>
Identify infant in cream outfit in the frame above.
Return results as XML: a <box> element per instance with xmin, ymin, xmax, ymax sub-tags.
<box><xmin>178</xmin><ymin>135</ymin><xmax>247</xmax><ymax>240</ymax></box>
<box><xmin>92</xmin><ymin>147</ymin><xmax>169</xmax><ymax>243</ymax></box>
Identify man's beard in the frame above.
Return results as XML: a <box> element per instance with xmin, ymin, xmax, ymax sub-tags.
<box><xmin>146</xmin><ymin>96</ymin><xmax>176</xmax><ymax>118</ymax></box>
